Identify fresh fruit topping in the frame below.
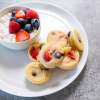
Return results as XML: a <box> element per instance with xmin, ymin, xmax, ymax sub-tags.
<box><xmin>54</xmin><ymin>52</ymin><xmax>62</xmax><ymax>59</ymax></box>
<box><xmin>44</xmin><ymin>51</ymin><xmax>52</xmax><ymax>61</ymax></box>
<box><xmin>27</xmin><ymin>19</ymin><xmax>32</xmax><ymax>23</ymax></box>
<box><xmin>10</xmin><ymin>17</ymin><xmax>16</xmax><ymax>21</ymax></box>
<box><xmin>67</xmin><ymin>50</ymin><xmax>76</xmax><ymax>60</ymax></box>
<box><xmin>16</xmin><ymin>10</ymin><xmax>25</xmax><ymax>18</ymax></box>
<box><xmin>8</xmin><ymin>8</ymin><xmax>40</xmax><ymax>40</ymax></box>
<box><xmin>31</xmin><ymin>47</ymin><xmax>40</xmax><ymax>59</ymax></box>
<box><xmin>24</xmin><ymin>24</ymin><xmax>33</xmax><ymax>32</ymax></box>
<box><xmin>11</xmin><ymin>10</ymin><xmax>16</xmax><ymax>17</ymax></box>
<box><xmin>16</xmin><ymin>18</ymin><xmax>28</xmax><ymax>27</ymax></box>
<box><xmin>9</xmin><ymin>21</ymin><xmax>21</xmax><ymax>33</ymax></box>
<box><xmin>31</xmin><ymin>19</ymin><xmax>40</xmax><ymax>30</ymax></box>
<box><xmin>16</xmin><ymin>29</ymin><xmax>30</xmax><ymax>42</ymax></box>
<box><xmin>26</xmin><ymin>10</ymin><xmax>39</xmax><ymax>19</ymax></box>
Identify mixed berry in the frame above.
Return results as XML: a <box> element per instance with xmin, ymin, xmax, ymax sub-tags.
<box><xmin>31</xmin><ymin>47</ymin><xmax>40</xmax><ymax>60</ymax></box>
<box><xmin>9</xmin><ymin>8</ymin><xmax>40</xmax><ymax>42</ymax></box>
<box><xmin>53</xmin><ymin>52</ymin><xmax>63</xmax><ymax>59</ymax></box>
<box><xmin>43</xmin><ymin>50</ymin><xmax>63</xmax><ymax>61</ymax></box>
<box><xmin>44</xmin><ymin>50</ymin><xmax>52</xmax><ymax>61</ymax></box>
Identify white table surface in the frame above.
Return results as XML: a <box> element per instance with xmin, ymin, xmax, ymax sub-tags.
<box><xmin>0</xmin><ymin>0</ymin><xmax>100</xmax><ymax>100</ymax></box>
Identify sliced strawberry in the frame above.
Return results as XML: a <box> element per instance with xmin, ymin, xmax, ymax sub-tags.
<box><xmin>31</xmin><ymin>47</ymin><xmax>40</xmax><ymax>59</ymax></box>
<box><xmin>9</xmin><ymin>21</ymin><xmax>21</xmax><ymax>33</ymax></box>
<box><xmin>44</xmin><ymin>51</ymin><xmax>52</xmax><ymax>61</ymax></box>
<box><xmin>16</xmin><ymin>29</ymin><xmax>30</xmax><ymax>42</ymax></box>
<box><xmin>26</xmin><ymin>9</ymin><xmax>39</xmax><ymax>19</ymax></box>
<box><xmin>68</xmin><ymin>50</ymin><xmax>76</xmax><ymax>60</ymax></box>
<box><xmin>16</xmin><ymin>10</ymin><xmax>25</xmax><ymax>18</ymax></box>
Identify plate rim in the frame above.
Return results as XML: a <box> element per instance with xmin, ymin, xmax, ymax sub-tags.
<box><xmin>0</xmin><ymin>1</ymin><xmax>88</xmax><ymax>97</ymax></box>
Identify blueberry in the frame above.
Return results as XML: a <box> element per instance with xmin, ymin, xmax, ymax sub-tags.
<box><xmin>27</xmin><ymin>19</ymin><xmax>32</xmax><ymax>24</ymax></box>
<box><xmin>24</xmin><ymin>24</ymin><xmax>33</xmax><ymax>32</ymax></box>
<box><xmin>16</xmin><ymin>18</ymin><xmax>28</xmax><ymax>27</ymax></box>
<box><xmin>54</xmin><ymin>52</ymin><xmax>62</xmax><ymax>59</ymax></box>
<box><xmin>11</xmin><ymin>10</ymin><xmax>16</xmax><ymax>17</ymax></box>
<box><xmin>10</xmin><ymin>17</ymin><xmax>16</xmax><ymax>21</ymax></box>
<box><xmin>68</xmin><ymin>31</ymin><xmax>71</xmax><ymax>37</ymax></box>
<box><xmin>31</xmin><ymin>19</ymin><xmax>40</xmax><ymax>30</ymax></box>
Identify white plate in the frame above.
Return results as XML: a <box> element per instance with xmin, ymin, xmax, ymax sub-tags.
<box><xmin>0</xmin><ymin>1</ymin><xmax>88</xmax><ymax>97</ymax></box>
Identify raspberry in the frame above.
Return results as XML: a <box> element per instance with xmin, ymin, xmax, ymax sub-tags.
<box><xmin>9</xmin><ymin>21</ymin><xmax>21</xmax><ymax>33</ymax></box>
<box><xmin>31</xmin><ymin>48</ymin><xmax>40</xmax><ymax>59</ymax></box>
<box><xmin>26</xmin><ymin>10</ymin><xmax>39</xmax><ymax>19</ymax></box>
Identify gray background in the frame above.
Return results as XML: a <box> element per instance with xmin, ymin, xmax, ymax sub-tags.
<box><xmin>0</xmin><ymin>0</ymin><xmax>99</xmax><ymax>100</ymax></box>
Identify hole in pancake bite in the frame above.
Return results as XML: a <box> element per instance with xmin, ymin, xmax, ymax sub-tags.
<box><xmin>78</xmin><ymin>36</ymin><xmax>82</xmax><ymax>43</ymax></box>
<box><xmin>68</xmin><ymin>31</ymin><xmax>71</xmax><ymax>37</ymax></box>
<box><xmin>32</xmin><ymin>72</ymin><xmax>37</xmax><ymax>76</ymax></box>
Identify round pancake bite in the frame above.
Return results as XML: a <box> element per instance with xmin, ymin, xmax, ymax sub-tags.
<box><xmin>38</xmin><ymin>35</ymin><xmax>71</xmax><ymax>68</ymax></box>
<box><xmin>47</xmin><ymin>31</ymin><xmax>66</xmax><ymax>43</ymax></box>
<box><xmin>68</xmin><ymin>30</ymin><xmax>84</xmax><ymax>51</ymax></box>
<box><xmin>25</xmin><ymin>61</ymin><xmax>51</xmax><ymax>85</ymax></box>
<box><xmin>58</xmin><ymin>49</ymin><xmax>80</xmax><ymax>70</ymax></box>
<box><xmin>37</xmin><ymin>44</ymin><xmax>64</xmax><ymax>68</ymax></box>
